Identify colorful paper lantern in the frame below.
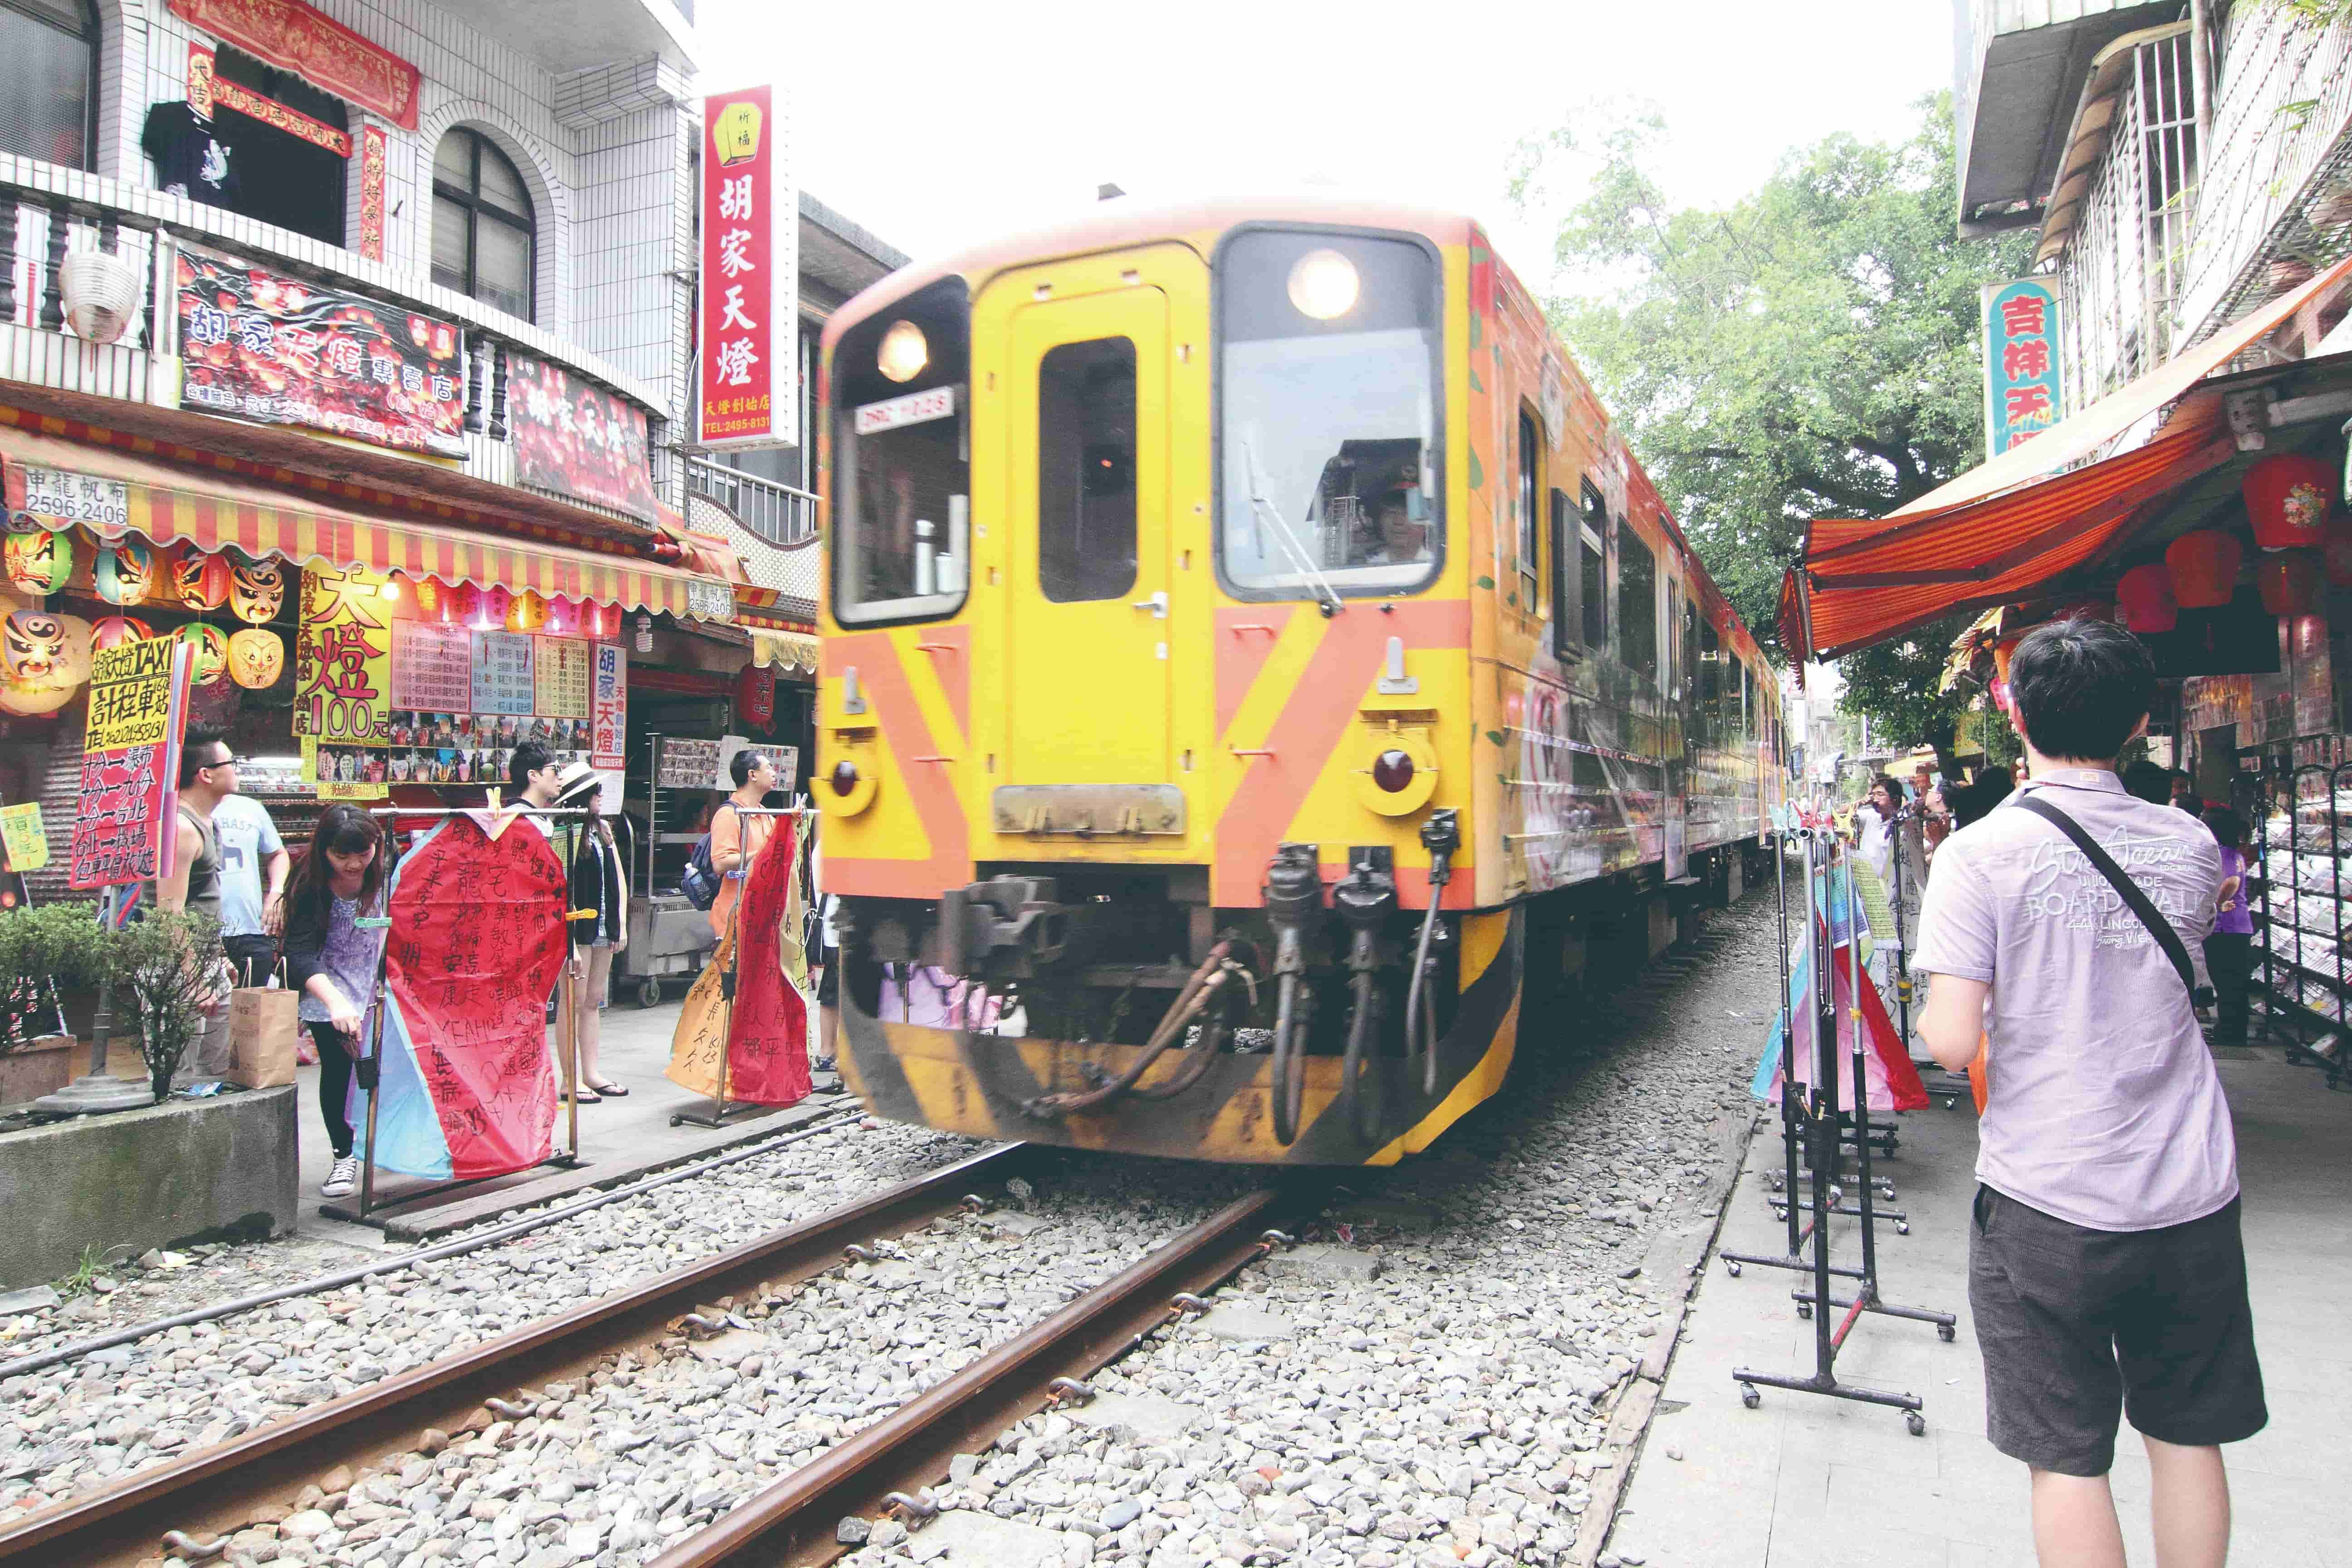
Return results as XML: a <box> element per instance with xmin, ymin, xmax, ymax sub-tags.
<box><xmin>1988</xmin><ymin>677</ymin><xmax>2014</xmax><ymax>721</ymax></box>
<box><xmin>228</xmin><ymin>554</ymin><xmax>286</xmax><ymax>624</ymax></box>
<box><xmin>506</xmin><ymin>588</ymin><xmax>548</xmax><ymax>633</ymax></box>
<box><xmin>2164</xmin><ymin>529</ymin><xmax>2242</xmax><ymax>608</ymax></box>
<box><xmin>90</xmin><ymin>615</ymin><xmax>152</xmax><ymax>651</ymax></box>
<box><xmin>2257</xmin><ymin>550</ymin><xmax>2324</xmax><ymax>616</ymax></box>
<box><xmin>95</xmin><ymin>539</ymin><xmax>158</xmax><ymax>606</ymax></box>
<box><xmin>736</xmin><ymin>664</ymin><xmax>775</xmax><ymax>730</ymax></box>
<box><xmin>544</xmin><ymin>596</ymin><xmax>576</xmax><ymax>636</ymax></box>
<box><xmin>482</xmin><ymin>586</ymin><xmax>513</xmax><ymax>628</ymax></box>
<box><xmin>452</xmin><ymin>582</ymin><xmax>485</xmax><ymax>626</ymax></box>
<box><xmin>227</xmin><ymin>627</ymin><xmax>284</xmax><ymax>689</ymax></box>
<box><xmin>171</xmin><ymin>546</ymin><xmax>231</xmax><ymax>611</ymax></box>
<box><xmin>411</xmin><ymin>575</ymin><xmax>448</xmax><ymax>622</ymax></box>
<box><xmin>2242</xmin><ymin>449</ymin><xmax>2337</xmax><ymax>551</ymax></box>
<box><xmin>178</xmin><ymin>621</ymin><xmax>228</xmax><ymax>686</ymax></box>
<box><xmin>2116</xmin><ymin>562</ymin><xmax>2178</xmax><ymax>633</ymax></box>
<box><xmin>3</xmin><ymin>529</ymin><xmax>70</xmax><ymax>596</ymax></box>
<box><xmin>0</xmin><ymin>612</ymin><xmax>91</xmax><ymax>715</ymax></box>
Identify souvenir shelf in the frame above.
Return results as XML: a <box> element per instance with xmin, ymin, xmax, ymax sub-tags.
<box><xmin>2250</xmin><ymin>759</ymin><xmax>2352</xmax><ymax>1087</ymax></box>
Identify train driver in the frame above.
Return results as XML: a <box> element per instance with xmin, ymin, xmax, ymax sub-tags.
<box><xmin>1359</xmin><ymin>490</ymin><xmax>1431</xmax><ymax>567</ymax></box>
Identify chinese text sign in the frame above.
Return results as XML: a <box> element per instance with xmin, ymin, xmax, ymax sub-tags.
<box><xmin>697</xmin><ymin>85</ymin><xmax>797</xmax><ymax>450</ymax></box>
<box><xmin>70</xmin><ymin>638</ymin><xmax>189</xmax><ymax>889</ymax></box>
<box><xmin>294</xmin><ymin>566</ymin><xmax>391</xmax><ymax>799</ymax></box>
<box><xmin>1984</xmin><ymin>278</ymin><xmax>2064</xmax><ymax>458</ymax></box>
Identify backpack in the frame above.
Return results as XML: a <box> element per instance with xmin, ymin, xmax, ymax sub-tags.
<box><xmin>680</xmin><ymin>807</ymin><xmax>729</xmax><ymax>910</ymax></box>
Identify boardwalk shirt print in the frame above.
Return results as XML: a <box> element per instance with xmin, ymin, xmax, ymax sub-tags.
<box><xmin>1912</xmin><ymin>769</ymin><xmax>2238</xmax><ymax>1232</ymax></box>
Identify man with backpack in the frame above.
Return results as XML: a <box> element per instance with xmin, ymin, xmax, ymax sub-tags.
<box><xmin>1913</xmin><ymin>618</ymin><xmax>2261</xmax><ymax>1568</ymax></box>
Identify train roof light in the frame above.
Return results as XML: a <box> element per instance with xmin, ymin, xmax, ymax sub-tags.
<box><xmin>1287</xmin><ymin>248</ymin><xmax>1359</xmax><ymax>321</ymax></box>
<box><xmin>878</xmin><ymin>319</ymin><xmax>928</xmax><ymax>383</ymax></box>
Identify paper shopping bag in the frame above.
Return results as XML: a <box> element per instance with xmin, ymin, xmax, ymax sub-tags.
<box><xmin>230</xmin><ymin>986</ymin><xmax>300</xmax><ymax>1089</ymax></box>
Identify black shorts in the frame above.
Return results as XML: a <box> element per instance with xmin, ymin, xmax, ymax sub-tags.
<box><xmin>1969</xmin><ymin>1185</ymin><xmax>2266</xmax><ymax>1475</ymax></box>
<box><xmin>816</xmin><ymin>943</ymin><xmax>839</xmax><ymax>1007</ymax></box>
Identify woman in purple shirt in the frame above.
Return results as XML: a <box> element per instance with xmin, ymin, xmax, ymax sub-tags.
<box><xmin>281</xmin><ymin>805</ymin><xmax>389</xmax><ymax>1200</ymax></box>
<box><xmin>2203</xmin><ymin>806</ymin><xmax>2254</xmax><ymax>1047</ymax></box>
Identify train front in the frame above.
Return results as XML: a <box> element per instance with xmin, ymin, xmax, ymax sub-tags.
<box><xmin>815</xmin><ymin>201</ymin><xmax>1515</xmax><ymax>1165</ymax></box>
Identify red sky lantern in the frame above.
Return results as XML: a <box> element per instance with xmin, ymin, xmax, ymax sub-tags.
<box><xmin>451</xmin><ymin>582</ymin><xmax>485</xmax><ymax>626</ymax></box>
<box><xmin>2257</xmin><ymin>550</ymin><xmax>2323</xmax><ymax>616</ymax></box>
<box><xmin>736</xmin><ymin>663</ymin><xmax>775</xmax><ymax>730</ymax></box>
<box><xmin>2117</xmin><ymin>562</ymin><xmax>2179</xmax><ymax>632</ymax></box>
<box><xmin>2164</xmin><ymin>529</ymin><xmax>2242</xmax><ymax>608</ymax></box>
<box><xmin>2243</xmin><ymin>449</ymin><xmax>2337</xmax><ymax>551</ymax></box>
<box><xmin>481</xmin><ymin>586</ymin><xmax>513</xmax><ymax>628</ymax></box>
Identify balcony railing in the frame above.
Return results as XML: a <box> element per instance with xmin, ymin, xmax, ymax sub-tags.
<box><xmin>0</xmin><ymin>153</ymin><xmax>671</xmax><ymax>520</ymax></box>
<box><xmin>685</xmin><ymin>457</ymin><xmax>820</xmax><ymax>547</ymax></box>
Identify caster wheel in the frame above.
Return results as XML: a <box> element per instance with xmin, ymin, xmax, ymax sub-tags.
<box><xmin>1724</xmin><ymin>1260</ymin><xmax>1743</xmax><ymax>1278</ymax></box>
<box><xmin>1905</xmin><ymin>1411</ymin><xmax>1927</xmax><ymax>1437</ymax></box>
<box><xmin>1938</xmin><ymin>1323</ymin><xmax>1955</xmax><ymax>1343</ymax></box>
<box><xmin>1740</xmin><ymin>1383</ymin><xmax>1761</xmax><ymax>1410</ymax></box>
<box><xmin>1796</xmin><ymin>1302</ymin><xmax>1813</xmax><ymax>1320</ymax></box>
<box><xmin>637</xmin><ymin>979</ymin><xmax>662</xmax><ymax>1008</ymax></box>
<box><xmin>1896</xmin><ymin>1221</ymin><xmax>1911</xmax><ymax>1235</ymax></box>
<box><xmin>1944</xmin><ymin>1097</ymin><xmax>1958</xmax><ymax>1111</ymax></box>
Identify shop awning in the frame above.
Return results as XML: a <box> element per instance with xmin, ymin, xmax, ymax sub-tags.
<box><xmin>749</xmin><ymin>629</ymin><xmax>818</xmax><ymax>673</ymax></box>
<box><xmin>0</xmin><ymin>425</ymin><xmax>733</xmax><ymax>618</ymax></box>
<box><xmin>1783</xmin><ymin>253</ymin><xmax>2352</xmax><ymax>660</ymax></box>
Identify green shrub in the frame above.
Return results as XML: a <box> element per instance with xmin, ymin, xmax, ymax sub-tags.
<box><xmin>104</xmin><ymin>908</ymin><xmax>225</xmax><ymax>1101</ymax></box>
<box><xmin>0</xmin><ymin>902</ymin><xmax>104</xmax><ymax>1051</ymax></box>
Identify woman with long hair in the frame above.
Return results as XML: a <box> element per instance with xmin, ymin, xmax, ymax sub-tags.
<box><xmin>281</xmin><ymin>804</ymin><xmax>389</xmax><ymax>1200</ymax></box>
<box><xmin>554</xmin><ymin>763</ymin><xmax>629</xmax><ymax>1100</ymax></box>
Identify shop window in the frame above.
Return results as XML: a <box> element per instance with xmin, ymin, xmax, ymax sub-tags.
<box><xmin>0</xmin><ymin>0</ymin><xmax>93</xmax><ymax>171</ymax></box>
<box><xmin>1037</xmin><ymin>336</ymin><xmax>1138</xmax><ymax>603</ymax></box>
<box><xmin>1578</xmin><ymin>482</ymin><xmax>1607</xmax><ymax>652</ymax></box>
<box><xmin>1619</xmin><ymin>528</ymin><xmax>1657</xmax><ymax>683</ymax></box>
<box><xmin>211</xmin><ymin>45</ymin><xmax>347</xmax><ymax>245</ymax></box>
<box><xmin>433</xmin><ymin>127</ymin><xmax>536</xmax><ymax>321</ymax></box>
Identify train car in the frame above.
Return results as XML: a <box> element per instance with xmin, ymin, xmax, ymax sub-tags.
<box><xmin>814</xmin><ymin>196</ymin><xmax>1786</xmax><ymax>1165</ymax></box>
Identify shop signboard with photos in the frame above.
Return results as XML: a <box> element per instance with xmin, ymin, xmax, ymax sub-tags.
<box><xmin>507</xmin><ymin>352</ymin><xmax>660</xmax><ymax>524</ymax></box>
<box><xmin>384</xmin><ymin>623</ymin><xmax>626</xmax><ymax>790</ymax></box>
<box><xmin>176</xmin><ymin>244</ymin><xmax>468</xmax><ymax>458</ymax></box>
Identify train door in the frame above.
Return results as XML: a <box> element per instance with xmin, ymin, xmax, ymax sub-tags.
<box><xmin>1000</xmin><ymin>285</ymin><xmax>1173</xmax><ymax>785</ymax></box>
<box><xmin>1664</xmin><ymin>575</ymin><xmax>1690</xmax><ymax>880</ymax></box>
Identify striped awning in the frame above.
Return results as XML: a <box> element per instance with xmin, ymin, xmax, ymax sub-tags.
<box><xmin>749</xmin><ymin>629</ymin><xmax>818</xmax><ymax>673</ymax></box>
<box><xmin>0</xmin><ymin>425</ymin><xmax>733</xmax><ymax>618</ymax></box>
<box><xmin>734</xmin><ymin>584</ymin><xmax>816</xmax><ymax>632</ymax></box>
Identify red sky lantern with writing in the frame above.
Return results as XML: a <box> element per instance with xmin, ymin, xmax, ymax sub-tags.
<box><xmin>2165</xmin><ymin>529</ymin><xmax>2242</xmax><ymax>608</ymax></box>
<box><xmin>451</xmin><ymin>582</ymin><xmax>485</xmax><ymax>627</ymax></box>
<box><xmin>2116</xmin><ymin>562</ymin><xmax>2177</xmax><ymax>632</ymax></box>
<box><xmin>481</xmin><ymin>586</ymin><xmax>513</xmax><ymax>628</ymax></box>
<box><xmin>2257</xmin><ymin>550</ymin><xmax>2323</xmax><ymax>616</ymax></box>
<box><xmin>2243</xmin><ymin>450</ymin><xmax>2337</xmax><ymax>551</ymax></box>
<box><xmin>736</xmin><ymin>664</ymin><xmax>775</xmax><ymax>730</ymax></box>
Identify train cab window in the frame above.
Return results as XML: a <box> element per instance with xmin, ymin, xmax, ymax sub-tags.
<box><xmin>1037</xmin><ymin>337</ymin><xmax>1138</xmax><ymax>603</ymax></box>
<box><xmin>832</xmin><ymin>277</ymin><xmax>972</xmax><ymax>627</ymax></box>
<box><xmin>1216</xmin><ymin>228</ymin><xmax>1442</xmax><ymax>600</ymax></box>
<box><xmin>1517</xmin><ymin>410</ymin><xmax>1541</xmax><ymax>610</ymax></box>
<box><xmin>1618</xmin><ymin>528</ymin><xmax>1657</xmax><ymax>682</ymax></box>
<box><xmin>1578</xmin><ymin>484</ymin><xmax>1607</xmax><ymax>650</ymax></box>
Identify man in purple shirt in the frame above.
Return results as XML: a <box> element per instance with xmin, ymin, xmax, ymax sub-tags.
<box><xmin>1915</xmin><ymin>618</ymin><xmax>2263</xmax><ymax>1568</ymax></box>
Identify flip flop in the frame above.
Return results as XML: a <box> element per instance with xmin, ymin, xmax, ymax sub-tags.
<box><xmin>564</xmin><ymin>1088</ymin><xmax>602</xmax><ymax>1104</ymax></box>
<box><xmin>589</xmin><ymin>1081</ymin><xmax>629</xmax><ymax>1097</ymax></box>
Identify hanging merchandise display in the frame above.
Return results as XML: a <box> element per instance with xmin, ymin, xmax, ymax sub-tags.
<box><xmin>2258</xmin><ymin>551</ymin><xmax>2324</xmax><ymax>617</ymax></box>
<box><xmin>2242</xmin><ymin>450</ymin><xmax>2337</xmax><ymax>551</ymax></box>
<box><xmin>91</xmin><ymin>615</ymin><xmax>152</xmax><ymax>651</ymax></box>
<box><xmin>229</xmin><ymin>554</ymin><xmax>288</xmax><ymax>624</ymax></box>
<box><xmin>0</xmin><ymin>611</ymin><xmax>93</xmax><ymax>715</ymax></box>
<box><xmin>666</xmin><ymin>814</ymin><xmax>810</xmax><ymax>1108</ymax></box>
<box><xmin>171</xmin><ymin>544</ymin><xmax>231</xmax><ymax>610</ymax></box>
<box><xmin>227</xmin><ymin>626</ymin><xmax>284</xmax><ymax>688</ymax></box>
<box><xmin>2116</xmin><ymin>561</ymin><xmax>2179</xmax><ymax>632</ymax></box>
<box><xmin>358</xmin><ymin>813</ymin><xmax>568</xmax><ymax>1181</ymax></box>
<box><xmin>95</xmin><ymin>539</ymin><xmax>158</xmax><ymax>606</ymax></box>
<box><xmin>2165</xmin><ymin>529</ymin><xmax>2242</xmax><ymax>608</ymax></box>
<box><xmin>176</xmin><ymin>621</ymin><xmax>228</xmax><ymax>686</ymax></box>
<box><xmin>3</xmin><ymin>529</ymin><xmax>70</xmax><ymax>596</ymax></box>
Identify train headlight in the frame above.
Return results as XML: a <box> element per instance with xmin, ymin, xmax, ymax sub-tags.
<box><xmin>877</xmin><ymin>319</ymin><xmax>927</xmax><ymax>383</ymax></box>
<box><xmin>830</xmin><ymin>760</ymin><xmax>860</xmax><ymax>797</ymax></box>
<box><xmin>1287</xmin><ymin>248</ymin><xmax>1359</xmax><ymax>320</ymax></box>
<box><xmin>1352</xmin><ymin>729</ymin><xmax>1438</xmax><ymax>817</ymax></box>
<box><xmin>819</xmin><ymin>749</ymin><xmax>879</xmax><ymax>817</ymax></box>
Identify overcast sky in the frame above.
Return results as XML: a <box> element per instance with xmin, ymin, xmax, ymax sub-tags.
<box><xmin>700</xmin><ymin>1</ymin><xmax>1956</xmax><ymax>292</ymax></box>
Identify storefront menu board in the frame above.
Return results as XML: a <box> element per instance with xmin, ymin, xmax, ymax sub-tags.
<box><xmin>176</xmin><ymin>244</ymin><xmax>468</xmax><ymax>458</ymax></box>
<box><xmin>384</xmin><ymin>627</ymin><xmax>626</xmax><ymax>789</ymax></box>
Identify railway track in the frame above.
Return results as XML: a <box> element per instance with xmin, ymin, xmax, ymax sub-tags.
<box><xmin>0</xmin><ymin>1143</ymin><xmax>1303</xmax><ymax>1567</ymax></box>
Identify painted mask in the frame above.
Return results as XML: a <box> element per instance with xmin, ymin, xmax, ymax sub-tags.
<box><xmin>227</xmin><ymin>627</ymin><xmax>283</xmax><ymax>689</ymax></box>
<box><xmin>172</xmin><ymin>547</ymin><xmax>232</xmax><ymax>611</ymax></box>
<box><xmin>178</xmin><ymin>621</ymin><xmax>228</xmax><ymax>686</ymax></box>
<box><xmin>90</xmin><ymin>616</ymin><xmax>153</xmax><ymax>651</ymax></box>
<box><xmin>0</xmin><ymin>612</ymin><xmax>91</xmax><ymax>715</ymax></box>
<box><xmin>228</xmin><ymin>555</ymin><xmax>285</xmax><ymax>624</ymax></box>
<box><xmin>3</xmin><ymin>530</ymin><xmax>70</xmax><ymax>596</ymax></box>
<box><xmin>95</xmin><ymin>540</ymin><xmax>158</xmax><ymax>606</ymax></box>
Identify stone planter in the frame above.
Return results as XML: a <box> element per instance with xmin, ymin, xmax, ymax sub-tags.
<box><xmin>0</xmin><ymin>1035</ymin><xmax>74</xmax><ymax>1107</ymax></box>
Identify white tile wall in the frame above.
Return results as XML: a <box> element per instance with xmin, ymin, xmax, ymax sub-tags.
<box><xmin>99</xmin><ymin>0</ymin><xmax>691</xmax><ymax>433</ymax></box>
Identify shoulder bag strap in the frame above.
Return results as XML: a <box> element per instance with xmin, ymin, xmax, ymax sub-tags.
<box><xmin>2009</xmin><ymin>793</ymin><xmax>2197</xmax><ymax>998</ymax></box>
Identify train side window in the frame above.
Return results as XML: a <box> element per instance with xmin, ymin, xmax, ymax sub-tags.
<box><xmin>1578</xmin><ymin>483</ymin><xmax>1607</xmax><ymax>651</ymax></box>
<box><xmin>1681</xmin><ymin>598</ymin><xmax>1699</xmax><ymax>720</ymax></box>
<box><xmin>1516</xmin><ymin>409</ymin><xmax>1541</xmax><ymax>613</ymax></box>
<box><xmin>1548</xmin><ymin>488</ymin><xmax>1576</xmax><ymax>658</ymax></box>
<box><xmin>1618</xmin><ymin>528</ymin><xmax>1658</xmax><ymax>682</ymax></box>
<box><xmin>1037</xmin><ymin>337</ymin><xmax>1139</xmax><ymax>603</ymax></box>
<box><xmin>1700</xmin><ymin>620</ymin><xmax>1722</xmax><ymax>738</ymax></box>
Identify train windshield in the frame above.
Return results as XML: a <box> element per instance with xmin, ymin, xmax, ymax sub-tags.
<box><xmin>832</xmin><ymin>278</ymin><xmax>972</xmax><ymax>626</ymax></box>
<box><xmin>1217</xmin><ymin>229</ymin><xmax>1442</xmax><ymax>600</ymax></box>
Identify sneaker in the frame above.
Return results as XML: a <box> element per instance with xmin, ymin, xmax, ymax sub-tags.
<box><xmin>813</xmin><ymin>1056</ymin><xmax>837</xmax><ymax>1074</ymax></box>
<box><xmin>321</xmin><ymin>1155</ymin><xmax>360</xmax><ymax>1199</ymax></box>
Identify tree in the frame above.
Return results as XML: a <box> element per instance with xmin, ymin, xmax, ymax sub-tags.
<box><xmin>1514</xmin><ymin>94</ymin><xmax>2034</xmax><ymax>760</ymax></box>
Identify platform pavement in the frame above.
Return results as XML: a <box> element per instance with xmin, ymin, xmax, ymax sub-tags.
<box><xmin>1605</xmin><ymin>1050</ymin><xmax>2351</xmax><ymax>1567</ymax></box>
<box><xmin>288</xmin><ymin>995</ymin><xmax>849</xmax><ymax>1250</ymax></box>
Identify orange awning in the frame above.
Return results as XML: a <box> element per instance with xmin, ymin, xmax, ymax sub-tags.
<box><xmin>1785</xmin><ymin>254</ymin><xmax>2352</xmax><ymax>659</ymax></box>
<box><xmin>1</xmin><ymin>425</ymin><xmax>731</xmax><ymax>617</ymax></box>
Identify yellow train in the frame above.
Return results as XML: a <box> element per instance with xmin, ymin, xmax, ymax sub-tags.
<box><xmin>815</xmin><ymin>197</ymin><xmax>1786</xmax><ymax>1165</ymax></box>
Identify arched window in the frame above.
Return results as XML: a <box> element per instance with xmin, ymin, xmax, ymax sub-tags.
<box><xmin>431</xmin><ymin>128</ymin><xmax>535</xmax><ymax>320</ymax></box>
<box><xmin>0</xmin><ymin>0</ymin><xmax>96</xmax><ymax>171</ymax></box>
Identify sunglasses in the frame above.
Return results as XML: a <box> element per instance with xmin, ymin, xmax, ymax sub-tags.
<box><xmin>203</xmin><ymin>753</ymin><xmax>241</xmax><ymax>771</ymax></box>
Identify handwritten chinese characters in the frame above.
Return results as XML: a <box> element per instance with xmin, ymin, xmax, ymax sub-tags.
<box><xmin>1984</xmin><ymin>278</ymin><xmax>2065</xmax><ymax>458</ymax></box>
<box><xmin>70</xmin><ymin>637</ymin><xmax>187</xmax><ymax>889</ymax></box>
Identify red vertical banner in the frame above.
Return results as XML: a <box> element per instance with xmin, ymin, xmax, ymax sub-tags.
<box><xmin>69</xmin><ymin>639</ymin><xmax>192</xmax><ymax>889</ymax></box>
<box><xmin>697</xmin><ymin>85</ymin><xmax>796</xmax><ymax>450</ymax></box>
<box><xmin>358</xmin><ymin>126</ymin><xmax>387</xmax><ymax>262</ymax></box>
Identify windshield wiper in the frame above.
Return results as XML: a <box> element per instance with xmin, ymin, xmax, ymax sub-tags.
<box><xmin>1241</xmin><ymin>431</ymin><xmax>1344</xmax><ymax>616</ymax></box>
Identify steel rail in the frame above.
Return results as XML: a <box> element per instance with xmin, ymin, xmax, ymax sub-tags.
<box><xmin>647</xmin><ymin>1186</ymin><xmax>1296</xmax><ymax>1568</ymax></box>
<box><xmin>0</xmin><ymin>1143</ymin><xmax>1038</xmax><ymax>1567</ymax></box>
